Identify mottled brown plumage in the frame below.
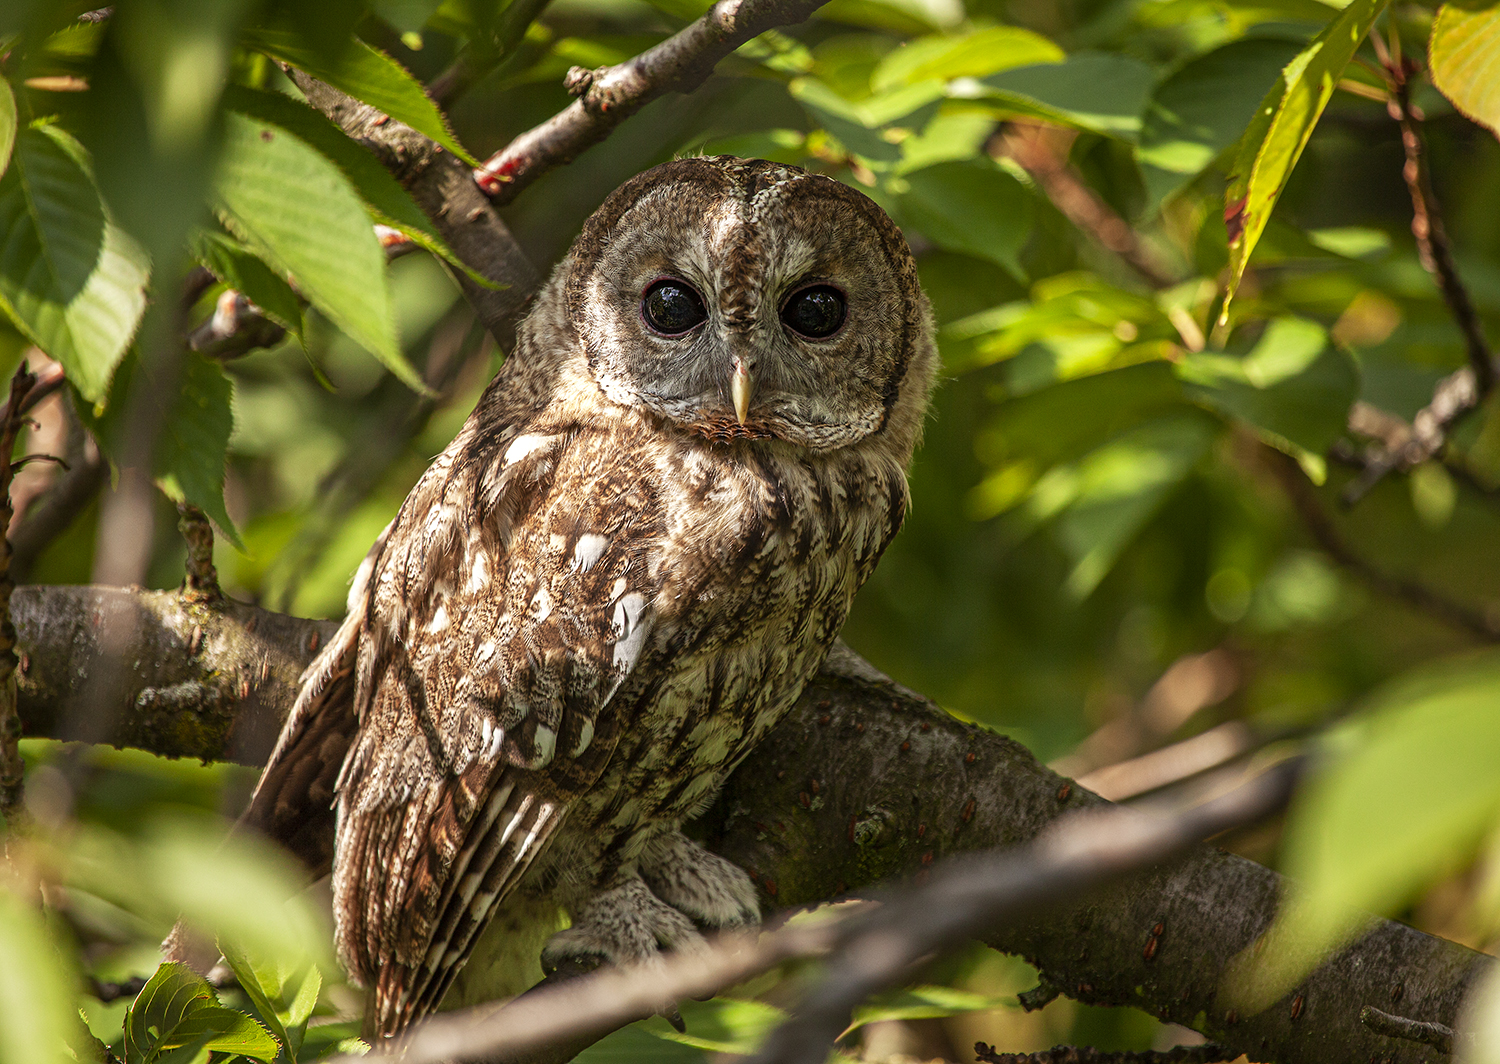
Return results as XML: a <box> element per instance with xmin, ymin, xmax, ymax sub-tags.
<box><xmin>245</xmin><ymin>156</ymin><xmax>937</xmax><ymax>1040</ymax></box>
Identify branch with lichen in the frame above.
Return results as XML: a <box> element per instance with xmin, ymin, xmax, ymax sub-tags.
<box><xmin>9</xmin><ymin>588</ymin><xmax>1490</xmax><ymax>1063</ymax></box>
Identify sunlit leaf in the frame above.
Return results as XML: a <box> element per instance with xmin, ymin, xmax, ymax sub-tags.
<box><xmin>1137</xmin><ymin>37</ymin><xmax>1303</xmax><ymax>208</ymax></box>
<box><xmin>789</xmin><ymin>77</ymin><xmax>939</xmax><ymax>162</ymax></box>
<box><xmin>843</xmin><ymin>985</ymin><xmax>1014</xmax><ymax>1036</ymax></box>
<box><xmin>63</xmin><ymin>815</ymin><xmax>330</xmax><ymax>974</ymax></box>
<box><xmin>871</xmin><ymin>26</ymin><xmax>1063</xmax><ymax>91</ymax></box>
<box><xmin>1177</xmin><ymin>316</ymin><xmax>1358</xmax><ymax>481</ymax></box>
<box><xmin>221</xmin><ymin>85</ymin><xmax>485</xmax><ymax>283</ymax></box>
<box><xmin>221</xmin><ymin>944</ymin><xmax>321</xmax><ymax>1063</ymax></box>
<box><xmin>1229</xmin><ymin>650</ymin><xmax>1500</xmax><ymax>1013</ymax></box>
<box><xmin>974</xmin><ymin>52</ymin><xmax>1158</xmax><ymax>140</ymax></box>
<box><xmin>648</xmin><ymin>998</ymin><xmax>785</xmax><ymax>1054</ymax></box>
<box><xmin>1430</xmin><ymin>0</ymin><xmax>1500</xmax><ymax>140</ymax></box>
<box><xmin>190</xmin><ymin>229</ymin><xmax>305</xmax><ymax>342</ymax></box>
<box><xmin>0</xmin><ymin>123</ymin><xmax>150</xmax><ymax>402</ymax></box>
<box><xmin>1027</xmin><ymin>412</ymin><xmax>1217</xmax><ymax>598</ymax></box>
<box><xmin>0</xmin><ymin>78</ymin><xmax>15</xmax><ymax>179</ymax></box>
<box><xmin>124</xmin><ymin>963</ymin><xmax>279</xmax><ymax>1064</ymax></box>
<box><xmin>89</xmin><ymin>351</ymin><xmax>245</xmax><ymax>550</ymax></box>
<box><xmin>215</xmin><ymin>112</ymin><xmax>425</xmax><ymax>393</ymax></box>
<box><xmin>242</xmin><ymin>28</ymin><xmax>477</xmax><ymax>165</ymax></box>
<box><xmin>0</xmin><ymin>888</ymin><xmax>82</xmax><ymax>1064</ymax></box>
<box><xmin>895</xmin><ymin>160</ymin><xmax>1032</xmax><ymax>280</ymax></box>
<box><xmin>1221</xmin><ymin>0</ymin><xmax>1388</xmax><ymax>317</ymax></box>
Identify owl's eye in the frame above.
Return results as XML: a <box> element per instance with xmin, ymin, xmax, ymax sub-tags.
<box><xmin>781</xmin><ymin>285</ymin><xmax>846</xmax><ymax>339</ymax></box>
<box><xmin>642</xmin><ymin>279</ymin><xmax>707</xmax><ymax>336</ymax></box>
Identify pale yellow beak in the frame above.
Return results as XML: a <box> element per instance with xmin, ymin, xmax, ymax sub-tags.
<box><xmin>731</xmin><ymin>358</ymin><xmax>754</xmax><ymax>426</ymax></box>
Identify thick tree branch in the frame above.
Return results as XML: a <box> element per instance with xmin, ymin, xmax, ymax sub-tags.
<box><xmin>11</xmin><ymin>590</ymin><xmax>1491</xmax><ymax>1063</ymax></box>
<box><xmin>474</xmin><ymin>0</ymin><xmax>832</xmax><ymax>204</ymax></box>
<box><xmin>286</xmin><ymin>71</ymin><xmax>540</xmax><ymax>349</ymax></box>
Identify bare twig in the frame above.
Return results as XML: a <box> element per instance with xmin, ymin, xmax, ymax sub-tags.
<box><xmin>974</xmin><ymin>1044</ymin><xmax>1235</xmax><ymax>1064</ymax></box>
<box><xmin>993</xmin><ymin>123</ymin><xmax>1179</xmax><ymax>291</ymax></box>
<box><xmin>1358</xmin><ymin>1004</ymin><xmax>1457</xmax><ymax>1053</ymax></box>
<box><xmin>186</xmin><ymin>290</ymin><xmax>287</xmax><ymax>359</ymax></box>
<box><xmin>1341</xmin><ymin>54</ymin><xmax>1496</xmax><ymax>503</ymax></box>
<box><xmin>474</xmin><ymin>0</ymin><xmax>832</xmax><ymax>204</ymax></box>
<box><xmin>0</xmin><ymin>364</ymin><xmax>41</xmax><ymax>832</ymax></box>
<box><xmin>1264</xmin><ymin>445</ymin><xmax>1500</xmax><ymax>640</ymax></box>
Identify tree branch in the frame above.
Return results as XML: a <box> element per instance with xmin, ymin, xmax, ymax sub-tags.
<box><xmin>473</xmin><ymin>0</ymin><xmax>833</xmax><ymax>204</ymax></box>
<box><xmin>11</xmin><ymin>592</ymin><xmax>1491</xmax><ymax>1063</ymax></box>
<box><xmin>1340</xmin><ymin>55</ymin><xmax>1497</xmax><ymax>503</ymax></box>
<box><xmin>1262</xmin><ymin>444</ymin><xmax>1500</xmax><ymax>641</ymax></box>
<box><xmin>974</xmin><ymin>1045</ymin><xmax>1235</xmax><ymax>1064</ymax></box>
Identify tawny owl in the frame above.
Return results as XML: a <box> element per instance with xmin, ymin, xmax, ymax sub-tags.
<box><xmin>242</xmin><ymin>156</ymin><xmax>937</xmax><ymax>1041</ymax></box>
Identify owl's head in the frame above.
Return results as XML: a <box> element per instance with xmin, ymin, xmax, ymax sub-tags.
<box><xmin>560</xmin><ymin>156</ymin><xmax>935</xmax><ymax>453</ymax></box>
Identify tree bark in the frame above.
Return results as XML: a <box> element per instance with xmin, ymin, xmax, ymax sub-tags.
<box><xmin>13</xmin><ymin>585</ymin><xmax>1489</xmax><ymax>1063</ymax></box>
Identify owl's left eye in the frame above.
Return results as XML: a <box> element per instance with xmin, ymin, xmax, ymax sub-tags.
<box><xmin>642</xmin><ymin>279</ymin><xmax>707</xmax><ymax>336</ymax></box>
<box><xmin>781</xmin><ymin>285</ymin><xmax>846</xmax><ymax>340</ymax></box>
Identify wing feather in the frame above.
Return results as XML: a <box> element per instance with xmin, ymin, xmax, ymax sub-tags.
<box><xmin>331</xmin><ymin>425</ymin><xmax>665</xmax><ymax>1040</ymax></box>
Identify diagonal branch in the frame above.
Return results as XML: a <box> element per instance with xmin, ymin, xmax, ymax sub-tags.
<box><xmin>1263</xmin><ymin>444</ymin><xmax>1500</xmax><ymax>641</ymax></box>
<box><xmin>1341</xmin><ymin>55</ymin><xmax>1497</xmax><ymax>503</ymax></box>
<box><xmin>474</xmin><ymin>0</ymin><xmax>832</xmax><ymax>204</ymax></box>
<box><xmin>10</xmin><ymin>592</ymin><xmax>1492</xmax><ymax>1064</ymax></box>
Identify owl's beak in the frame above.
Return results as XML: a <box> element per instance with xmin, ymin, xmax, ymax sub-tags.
<box><xmin>731</xmin><ymin>357</ymin><xmax>754</xmax><ymax>426</ymax></box>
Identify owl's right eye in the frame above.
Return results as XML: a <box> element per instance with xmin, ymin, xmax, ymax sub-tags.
<box><xmin>642</xmin><ymin>279</ymin><xmax>708</xmax><ymax>336</ymax></box>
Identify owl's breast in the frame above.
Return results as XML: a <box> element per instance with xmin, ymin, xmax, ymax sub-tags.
<box><xmin>563</xmin><ymin>432</ymin><xmax>907</xmax><ymax>864</ymax></box>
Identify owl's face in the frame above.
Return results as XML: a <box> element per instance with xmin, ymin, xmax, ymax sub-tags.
<box><xmin>563</xmin><ymin>157</ymin><xmax>930</xmax><ymax>452</ymax></box>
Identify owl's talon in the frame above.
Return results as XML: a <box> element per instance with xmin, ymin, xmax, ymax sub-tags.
<box><xmin>664</xmin><ymin>1004</ymin><xmax>687</xmax><ymax>1033</ymax></box>
<box><xmin>639</xmin><ymin>829</ymin><xmax>761</xmax><ymax>932</ymax></box>
<box><xmin>543</xmin><ymin>875</ymin><xmax>707</xmax><ymax>975</ymax></box>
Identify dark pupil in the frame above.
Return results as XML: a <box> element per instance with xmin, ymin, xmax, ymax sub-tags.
<box><xmin>782</xmin><ymin>286</ymin><xmax>846</xmax><ymax>338</ymax></box>
<box><xmin>643</xmin><ymin>280</ymin><xmax>706</xmax><ymax>335</ymax></box>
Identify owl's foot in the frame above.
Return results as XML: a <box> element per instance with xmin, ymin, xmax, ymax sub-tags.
<box><xmin>541</xmin><ymin>875</ymin><xmax>708</xmax><ymax>977</ymax></box>
<box><xmin>638</xmin><ymin>830</ymin><xmax>760</xmax><ymax>932</ymax></box>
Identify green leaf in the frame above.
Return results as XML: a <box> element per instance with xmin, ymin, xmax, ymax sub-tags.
<box><xmin>0</xmin><ymin>124</ymin><xmax>150</xmax><ymax>402</ymax></box>
<box><xmin>1229</xmin><ymin>650</ymin><xmax>1500</xmax><ymax>1012</ymax></box>
<box><xmin>1221</xmin><ymin>0</ymin><xmax>1389</xmax><ymax>317</ymax></box>
<box><xmin>241</xmin><ymin>29</ymin><xmax>477</xmax><ymax>165</ymax></box>
<box><xmin>124</xmin><ymin>963</ymin><xmax>219</xmax><ymax>1064</ymax></box>
<box><xmin>895</xmin><ymin>160</ymin><xmax>1032</xmax><ymax>280</ymax></box>
<box><xmin>843</xmin><ymin>985</ymin><xmax>1013</xmax><ymax>1036</ymax></box>
<box><xmin>0</xmin><ymin>888</ymin><xmax>83</xmax><ymax>1064</ymax></box>
<box><xmin>221</xmin><ymin>944</ymin><xmax>321</xmax><ymax>1063</ymax></box>
<box><xmin>0</xmin><ymin>78</ymin><xmax>15</xmax><ymax>179</ymax></box>
<box><xmin>1430</xmin><ymin>0</ymin><xmax>1500</xmax><ymax>139</ymax></box>
<box><xmin>1177</xmin><ymin>316</ymin><xmax>1358</xmax><ymax>481</ymax></box>
<box><xmin>871</xmin><ymin>26</ymin><xmax>1063</xmax><ymax>91</ymax></box>
<box><xmin>977</xmin><ymin>52</ymin><xmax>1158</xmax><ymax>141</ymax></box>
<box><xmin>220</xmin><ymin>85</ymin><xmax>486</xmax><ymax>284</ymax></box>
<box><xmin>89</xmin><ymin>351</ymin><xmax>244</xmax><ymax>550</ymax></box>
<box><xmin>789</xmin><ymin>77</ymin><xmax>941</xmax><ymax>162</ymax></box>
<box><xmin>189</xmin><ymin>229</ymin><xmax>305</xmax><ymax>342</ymax></box>
<box><xmin>215</xmin><ymin>112</ymin><xmax>426</xmax><ymax>393</ymax></box>
<box><xmin>1136</xmin><ymin>37</ymin><xmax>1304</xmax><ymax>208</ymax></box>
<box><xmin>647</xmin><ymin>998</ymin><xmax>785</xmax><ymax>1054</ymax></box>
<box><xmin>573</xmin><ymin>1026</ymin><xmax>706</xmax><ymax>1063</ymax></box>
<box><xmin>152</xmin><ymin>1008</ymin><xmax>280</xmax><ymax>1064</ymax></box>
<box><xmin>1026</xmin><ymin>412</ymin><xmax>1216</xmax><ymax>598</ymax></box>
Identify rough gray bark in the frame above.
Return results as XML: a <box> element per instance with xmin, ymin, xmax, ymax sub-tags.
<box><xmin>12</xmin><ymin>586</ymin><xmax>1489</xmax><ymax>1063</ymax></box>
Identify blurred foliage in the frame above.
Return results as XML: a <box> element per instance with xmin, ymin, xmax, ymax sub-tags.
<box><xmin>4</xmin><ymin>0</ymin><xmax>1500</xmax><ymax>1058</ymax></box>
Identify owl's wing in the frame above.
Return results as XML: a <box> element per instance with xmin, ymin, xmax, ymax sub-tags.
<box><xmin>238</xmin><ymin>523</ymin><xmax>394</xmax><ymax>875</ymax></box>
<box><xmin>333</xmin><ymin>428</ymin><xmax>662</xmax><ymax>1038</ymax></box>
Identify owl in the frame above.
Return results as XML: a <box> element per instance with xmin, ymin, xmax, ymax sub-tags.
<box><xmin>241</xmin><ymin>156</ymin><xmax>937</xmax><ymax>1041</ymax></box>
